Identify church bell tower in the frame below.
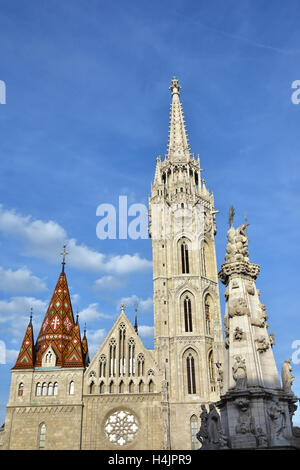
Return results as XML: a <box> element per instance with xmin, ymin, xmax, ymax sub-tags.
<box><xmin>149</xmin><ymin>78</ymin><xmax>224</xmax><ymax>449</ymax></box>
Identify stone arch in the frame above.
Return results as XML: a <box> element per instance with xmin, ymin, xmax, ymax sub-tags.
<box><xmin>182</xmin><ymin>347</ymin><xmax>199</xmax><ymax>396</ymax></box>
<box><xmin>180</xmin><ymin>290</ymin><xmax>195</xmax><ymax>333</ymax></box>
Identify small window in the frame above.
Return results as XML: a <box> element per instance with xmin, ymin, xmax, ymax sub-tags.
<box><xmin>69</xmin><ymin>381</ymin><xmax>75</xmax><ymax>395</ymax></box>
<box><xmin>53</xmin><ymin>382</ymin><xmax>58</xmax><ymax>396</ymax></box>
<box><xmin>42</xmin><ymin>383</ymin><xmax>47</xmax><ymax>396</ymax></box>
<box><xmin>38</xmin><ymin>423</ymin><xmax>46</xmax><ymax>450</ymax></box>
<box><xmin>48</xmin><ymin>382</ymin><xmax>53</xmax><ymax>396</ymax></box>
<box><xmin>18</xmin><ymin>383</ymin><xmax>24</xmax><ymax>397</ymax></box>
<box><xmin>36</xmin><ymin>383</ymin><xmax>41</xmax><ymax>396</ymax></box>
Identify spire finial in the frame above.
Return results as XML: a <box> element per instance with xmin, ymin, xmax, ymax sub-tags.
<box><xmin>229</xmin><ymin>206</ymin><xmax>235</xmax><ymax>228</ymax></box>
<box><xmin>134</xmin><ymin>303</ymin><xmax>138</xmax><ymax>334</ymax></box>
<box><xmin>30</xmin><ymin>307</ymin><xmax>33</xmax><ymax>323</ymax></box>
<box><xmin>60</xmin><ymin>244</ymin><xmax>68</xmax><ymax>273</ymax></box>
<box><xmin>169</xmin><ymin>76</ymin><xmax>181</xmax><ymax>96</ymax></box>
<box><xmin>120</xmin><ymin>303</ymin><xmax>125</xmax><ymax>314</ymax></box>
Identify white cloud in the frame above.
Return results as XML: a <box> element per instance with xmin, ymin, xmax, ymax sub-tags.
<box><xmin>0</xmin><ymin>266</ymin><xmax>47</xmax><ymax>294</ymax></box>
<box><xmin>86</xmin><ymin>328</ymin><xmax>107</xmax><ymax>358</ymax></box>
<box><xmin>0</xmin><ymin>205</ymin><xmax>152</xmax><ymax>275</ymax></box>
<box><xmin>5</xmin><ymin>348</ymin><xmax>19</xmax><ymax>364</ymax></box>
<box><xmin>138</xmin><ymin>325</ymin><xmax>154</xmax><ymax>338</ymax></box>
<box><xmin>78</xmin><ymin>303</ymin><xmax>113</xmax><ymax>323</ymax></box>
<box><xmin>120</xmin><ymin>294</ymin><xmax>153</xmax><ymax>312</ymax></box>
<box><xmin>94</xmin><ymin>275</ymin><xmax>125</xmax><ymax>291</ymax></box>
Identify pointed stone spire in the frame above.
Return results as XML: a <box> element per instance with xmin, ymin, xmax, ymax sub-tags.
<box><xmin>82</xmin><ymin>323</ymin><xmax>90</xmax><ymax>367</ymax></box>
<box><xmin>167</xmin><ymin>77</ymin><xmax>191</xmax><ymax>161</ymax></box>
<box><xmin>12</xmin><ymin>310</ymin><xmax>35</xmax><ymax>369</ymax></box>
<box><xmin>35</xmin><ymin>260</ymin><xmax>84</xmax><ymax>368</ymax></box>
<box><xmin>134</xmin><ymin>303</ymin><xmax>138</xmax><ymax>334</ymax></box>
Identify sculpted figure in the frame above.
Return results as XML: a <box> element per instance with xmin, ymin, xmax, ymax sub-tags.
<box><xmin>281</xmin><ymin>359</ymin><xmax>295</xmax><ymax>393</ymax></box>
<box><xmin>224</xmin><ymin>207</ymin><xmax>250</xmax><ymax>263</ymax></box>
<box><xmin>234</xmin><ymin>398</ymin><xmax>255</xmax><ymax>435</ymax></box>
<box><xmin>229</xmin><ymin>298</ymin><xmax>250</xmax><ymax>318</ymax></box>
<box><xmin>233</xmin><ymin>327</ymin><xmax>244</xmax><ymax>342</ymax></box>
<box><xmin>232</xmin><ymin>356</ymin><xmax>247</xmax><ymax>390</ymax></box>
<box><xmin>268</xmin><ymin>400</ymin><xmax>288</xmax><ymax>446</ymax></box>
<box><xmin>197</xmin><ymin>404</ymin><xmax>228</xmax><ymax>450</ymax></box>
<box><xmin>256</xmin><ymin>427</ymin><xmax>268</xmax><ymax>448</ymax></box>
<box><xmin>255</xmin><ymin>335</ymin><xmax>270</xmax><ymax>354</ymax></box>
<box><xmin>196</xmin><ymin>405</ymin><xmax>209</xmax><ymax>447</ymax></box>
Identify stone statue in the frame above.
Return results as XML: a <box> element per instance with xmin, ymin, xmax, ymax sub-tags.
<box><xmin>268</xmin><ymin>400</ymin><xmax>288</xmax><ymax>446</ymax></box>
<box><xmin>224</xmin><ymin>208</ymin><xmax>250</xmax><ymax>264</ymax></box>
<box><xmin>255</xmin><ymin>335</ymin><xmax>270</xmax><ymax>354</ymax></box>
<box><xmin>216</xmin><ymin>361</ymin><xmax>224</xmax><ymax>392</ymax></box>
<box><xmin>233</xmin><ymin>327</ymin><xmax>244</xmax><ymax>342</ymax></box>
<box><xmin>234</xmin><ymin>398</ymin><xmax>255</xmax><ymax>435</ymax></box>
<box><xmin>232</xmin><ymin>356</ymin><xmax>247</xmax><ymax>390</ymax></box>
<box><xmin>197</xmin><ymin>404</ymin><xmax>228</xmax><ymax>450</ymax></box>
<box><xmin>281</xmin><ymin>359</ymin><xmax>295</xmax><ymax>393</ymax></box>
<box><xmin>196</xmin><ymin>405</ymin><xmax>209</xmax><ymax>447</ymax></box>
<box><xmin>269</xmin><ymin>332</ymin><xmax>275</xmax><ymax>347</ymax></box>
<box><xmin>256</xmin><ymin>427</ymin><xmax>268</xmax><ymax>448</ymax></box>
<box><xmin>229</xmin><ymin>298</ymin><xmax>250</xmax><ymax>318</ymax></box>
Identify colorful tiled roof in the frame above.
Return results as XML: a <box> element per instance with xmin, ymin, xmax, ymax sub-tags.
<box><xmin>12</xmin><ymin>315</ymin><xmax>35</xmax><ymax>369</ymax></box>
<box><xmin>35</xmin><ymin>270</ymin><xmax>84</xmax><ymax>368</ymax></box>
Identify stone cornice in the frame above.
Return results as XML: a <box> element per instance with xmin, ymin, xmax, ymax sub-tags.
<box><xmin>218</xmin><ymin>261</ymin><xmax>260</xmax><ymax>285</ymax></box>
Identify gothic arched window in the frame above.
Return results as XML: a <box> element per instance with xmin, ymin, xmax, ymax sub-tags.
<box><xmin>149</xmin><ymin>380</ymin><xmax>154</xmax><ymax>393</ymax></box>
<box><xmin>109</xmin><ymin>381</ymin><xmax>115</xmax><ymax>394</ymax></box>
<box><xmin>99</xmin><ymin>355</ymin><xmax>107</xmax><ymax>378</ymax></box>
<box><xmin>190</xmin><ymin>415</ymin><xmax>199</xmax><ymax>450</ymax></box>
<box><xmin>38</xmin><ymin>423</ymin><xmax>46</xmax><ymax>450</ymax></box>
<box><xmin>208</xmin><ymin>350</ymin><xmax>215</xmax><ymax>382</ymax></box>
<box><xmin>53</xmin><ymin>382</ymin><xmax>58</xmax><ymax>396</ymax></box>
<box><xmin>89</xmin><ymin>381</ymin><xmax>95</xmax><ymax>394</ymax></box>
<box><xmin>204</xmin><ymin>294</ymin><xmax>214</xmax><ymax>335</ymax></box>
<box><xmin>129</xmin><ymin>380</ymin><xmax>134</xmax><ymax>393</ymax></box>
<box><xmin>137</xmin><ymin>353</ymin><xmax>144</xmax><ymax>377</ymax></box>
<box><xmin>18</xmin><ymin>383</ymin><xmax>24</xmax><ymax>397</ymax></box>
<box><xmin>186</xmin><ymin>353</ymin><xmax>196</xmax><ymax>394</ymax></box>
<box><xmin>119</xmin><ymin>381</ymin><xmax>125</xmax><ymax>393</ymax></box>
<box><xmin>36</xmin><ymin>382</ymin><xmax>41</xmax><ymax>396</ymax></box>
<box><xmin>99</xmin><ymin>381</ymin><xmax>105</xmax><ymax>394</ymax></box>
<box><xmin>109</xmin><ymin>339</ymin><xmax>116</xmax><ymax>377</ymax></box>
<box><xmin>48</xmin><ymin>382</ymin><xmax>53</xmax><ymax>396</ymax></box>
<box><xmin>180</xmin><ymin>239</ymin><xmax>190</xmax><ymax>274</ymax></box>
<box><xmin>42</xmin><ymin>382</ymin><xmax>47</xmax><ymax>396</ymax></box>
<box><xmin>183</xmin><ymin>295</ymin><xmax>193</xmax><ymax>332</ymax></box>
<box><xmin>69</xmin><ymin>381</ymin><xmax>75</xmax><ymax>395</ymax></box>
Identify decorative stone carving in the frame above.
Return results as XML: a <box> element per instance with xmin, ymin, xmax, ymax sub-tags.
<box><xmin>229</xmin><ymin>298</ymin><xmax>250</xmax><ymax>318</ymax></box>
<box><xmin>196</xmin><ymin>404</ymin><xmax>228</xmax><ymax>450</ymax></box>
<box><xmin>255</xmin><ymin>335</ymin><xmax>270</xmax><ymax>354</ymax></box>
<box><xmin>267</xmin><ymin>400</ymin><xmax>289</xmax><ymax>446</ymax></box>
<box><xmin>251</xmin><ymin>304</ymin><xmax>268</xmax><ymax>328</ymax></box>
<box><xmin>232</xmin><ymin>356</ymin><xmax>247</xmax><ymax>390</ymax></box>
<box><xmin>246</xmin><ymin>282</ymin><xmax>255</xmax><ymax>295</ymax></box>
<box><xmin>231</xmin><ymin>280</ymin><xmax>239</xmax><ymax>289</ymax></box>
<box><xmin>216</xmin><ymin>361</ymin><xmax>224</xmax><ymax>392</ymax></box>
<box><xmin>281</xmin><ymin>359</ymin><xmax>295</xmax><ymax>393</ymax></box>
<box><xmin>234</xmin><ymin>398</ymin><xmax>255</xmax><ymax>436</ymax></box>
<box><xmin>224</xmin><ymin>287</ymin><xmax>229</xmax><ymax>301</ymax></box>
<box><xmin>224</xmin><ymin>315</ymin><xmax>229</xmax><ymax>349</ymax></box>
<box><xmin>233</xmin><ymin>327</ymin><xmax>245</xmax><ymax>342</ymax></box>
<box><xmin>224</xmin><ymin>221</ymin><xmax>249</xmax><ymax>264</ymax></box>
<box><xmin>256</xmin><ymin>427</ymin><xmax>268</xmax><ymax>448</ymax></box>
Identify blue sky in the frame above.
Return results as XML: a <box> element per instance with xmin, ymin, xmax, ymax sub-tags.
<box><xmin>0</xmin><ymin>0</ymin><xmax>300</xmax><ymax>425</ymax></box>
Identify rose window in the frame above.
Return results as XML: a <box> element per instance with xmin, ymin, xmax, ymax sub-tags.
<box><xmin>104</xmin><ymin>410</ymin><xmax>139</xmax><ymax>446</ymax></box>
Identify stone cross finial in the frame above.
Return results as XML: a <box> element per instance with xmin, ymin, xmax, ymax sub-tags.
<box><xmin>60</xmin><ymin>244</ymin><xmax>68</xmax><ymax>272</ymax></box>
<box><xmin>120</xmin><ymin>303</ymin><xmax>125</xmax><ymax>313</ymax></box>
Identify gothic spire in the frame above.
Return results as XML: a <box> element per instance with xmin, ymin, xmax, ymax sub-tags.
<box><xmin>34</xmin><ymin>261</ymin><xmax>84</xmax><ymax>368</ymax></box>
<box><xmin>134</xmin><ymin>303</ymin><xmax>138</xmax><ymax>334</ymax></box>
<box><xmin>167</xmin><ymin>77</ymin><xmax>191</xmax><ymax>161</ymax></box>
<box><xmin>12</xmin><ymin>310</ymin><xmax>35</xmax><ymax>369</ymax></box>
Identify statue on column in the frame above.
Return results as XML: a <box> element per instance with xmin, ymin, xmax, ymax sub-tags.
<box><xmin>232</xmin><ymin>355</ymin><xmax>247</xmax><ymax>390</ymax></box>
<box><xmin>225</xmin><ymin>207</ymin><xmax>250</xmax><ymax>263</ymax></box>
<box><xmin>281</xmin><ymin>359</ymin><xmax>295</xmax><ymax>393</ymax></box>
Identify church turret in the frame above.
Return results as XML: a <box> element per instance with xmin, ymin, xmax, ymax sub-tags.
<box><xmin>12</xmin><ymin>310</ymin><xmax>35</xmax><ymax>370</ymax></box>
<box><xmin>35</xmin><ymin>248</ymin><xmax>84</xmax><ymax>368</ymax></box>
<box><xmin>82</xmin><ymin>323</ymin><xmax>90</xmax><ymax>367</ymax></box>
